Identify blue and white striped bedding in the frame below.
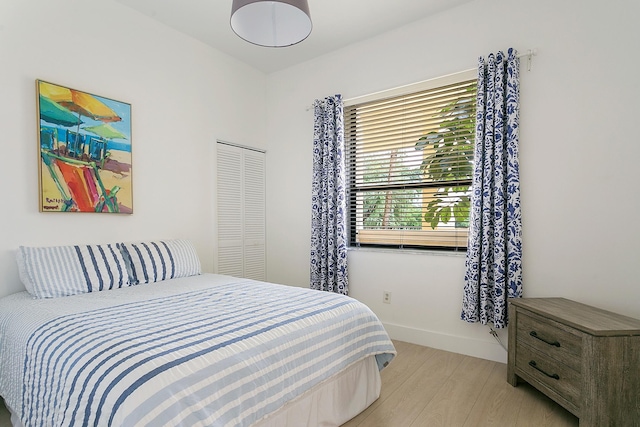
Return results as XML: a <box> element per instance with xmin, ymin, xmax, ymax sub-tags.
<box><xmin>16</xmin><ymin>243</ymin><xmax>132</xmax><ymax>298</ymax></box>
<box><xmin>15</xmin><ymin>239</ymin><xmax>202</xmax><ymax>299</ymax></box>
<box><xmin>118</xmin><ymin>240</ymin><xmax>202</xmax><ymax>285</ymax></box>
<box><xmin>0</xmin><ymin>274</ymin><xmax>395</xmax><ymax>426</ymax></box>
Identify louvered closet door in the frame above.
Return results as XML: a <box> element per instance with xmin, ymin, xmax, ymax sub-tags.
<box><xmin>242</xmin><ymin>149</ymin><xmax>266</xmax><ymax>280</ymax></box>
<box><xmin>216</xmin><ymin>143</ymin><xmax>266</xmax><ymax>280</ymax></box>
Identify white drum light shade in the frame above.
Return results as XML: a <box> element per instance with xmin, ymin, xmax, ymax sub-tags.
<box><xmin>231</xmin><ymin>0</ymin><xmax>312</xmax><ymax>47</ymax></box>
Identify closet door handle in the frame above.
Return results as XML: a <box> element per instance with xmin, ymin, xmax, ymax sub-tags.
<box><xmin>529</xmin><ymin>331</ymin><xmax>561</xmax><ymax>347</ymax></box>
<box><xmin>528</xmin><ymin>360</ymin><xmax>560</xmax><ymax>380</ymax></box>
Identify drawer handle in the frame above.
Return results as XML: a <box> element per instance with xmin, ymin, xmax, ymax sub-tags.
<box><xmin>529</xmin><ymin>360</ymin><xmax>560</xmax><ymax>380</ymax></box>
<box><xmin>529</xmin><ymin>331</ymin><xmax>561</xmax><ymax>347</ymax></box>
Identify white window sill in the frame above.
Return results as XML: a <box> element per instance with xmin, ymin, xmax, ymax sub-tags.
<box><xmin>347</xmin><ymin>246</ymin><xmax>466</xmax><ymax>258</ymax></box>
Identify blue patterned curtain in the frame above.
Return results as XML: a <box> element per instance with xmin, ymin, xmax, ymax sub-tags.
<box><xmin>310</xmin><ymin>95</ymin><xmax>349</xmax><ymax>295</ymax></box>
<box><xmin>461</xmin><ymin>48</ymin><xmax>522</xmax><ymax>328</ymax></box>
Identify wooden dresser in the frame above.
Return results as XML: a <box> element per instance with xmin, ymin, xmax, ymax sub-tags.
<box><xmin>507</xmin><ymin>298</ymin><xmax>640</xmax><ymax>426</ymax></box>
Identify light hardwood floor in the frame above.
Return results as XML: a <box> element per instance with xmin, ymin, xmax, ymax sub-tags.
<box><xmin>0</xmin><ymin>340</ymin><xmax>578</xmax><ymax>427</ymax></box>
<box><xmin>343</xmin><ymin>340</ymin><xmax>578</xmax><ymax>427</ymax></box>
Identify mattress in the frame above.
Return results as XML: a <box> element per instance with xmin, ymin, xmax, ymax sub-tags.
<box><xmin>0</xmin><ymin>273</ymin><xmax>395</xmax><ymax>426</ymax></box>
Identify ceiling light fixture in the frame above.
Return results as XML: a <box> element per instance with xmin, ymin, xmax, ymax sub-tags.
<box><xmin>230</xmin><ymin>0</ymin><xmax>312</xmax><ymax>48</ymax></box>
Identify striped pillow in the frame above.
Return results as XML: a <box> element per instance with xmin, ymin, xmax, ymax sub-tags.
<box><xmin>16</xmin><ymin>244</ymin><xmax>131</xmax><ymax>298</ymax></box>
<box><xmin>118</xmin><ymin>239</ymin><xmax>201</xmax><ymax>285</ymax></box>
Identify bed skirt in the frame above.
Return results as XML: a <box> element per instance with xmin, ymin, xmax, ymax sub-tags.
<box><xmin>254</xmin><ymin>356</ymin><xmax>380</xmax><ymax>427</ymax></box>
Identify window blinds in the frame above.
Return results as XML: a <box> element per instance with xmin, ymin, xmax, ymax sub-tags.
<box><xmin>344</xmin><ymin>76</ymin><xmax>477</xmax><ymax>250</ymax></box>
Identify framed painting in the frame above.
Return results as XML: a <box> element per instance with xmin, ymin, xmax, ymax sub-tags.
<box><xmin>36</xmin><ymin>80</ymin><xmax>133</xmax><ymax>213</ymax></box>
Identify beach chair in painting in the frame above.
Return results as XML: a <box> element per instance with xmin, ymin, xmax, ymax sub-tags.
<box><xmin>41</xmin><ymin>150</ymin><xmax>120</xmax><ymax>212</ymax></box>
<box><xmin>40</xmin><ymin>128</ymin><xmax>56</xmax><ymax>150</ymax></box>
<box><xmin>88</xmin><ymin>137</ymin><xmax>102</xmax><ymax>160</ymax></box>
<box><xmin>66</xmin><ymin>130</ymin><xmax>86</xmax><ymax>158</ymax></box>
<box><xmin>88</xmin><ymin>137</ymin><xmax>110</xmax><ymax>168</ymax></box>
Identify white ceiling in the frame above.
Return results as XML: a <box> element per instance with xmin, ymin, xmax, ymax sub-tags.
<box><xmin>113</xmin><ymin>0</ymin><xmax>475</xmax><ymax>73</ymax></box>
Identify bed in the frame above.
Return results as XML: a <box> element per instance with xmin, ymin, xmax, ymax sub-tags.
<box><xmin>0</xmin><ymin>240</ymin><xmax>395</xmax><ymax>426</ymax></box>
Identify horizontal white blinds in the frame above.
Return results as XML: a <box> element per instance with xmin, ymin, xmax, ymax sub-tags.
<box><xmin>345</xmin><ymin>77</ymin><xmax>477</xmax><ymax>250</ymax></box>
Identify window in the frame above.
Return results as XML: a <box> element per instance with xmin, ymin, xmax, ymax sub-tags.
<box><xmin>344</xmin><ymin>70</ymin><xmax>477</xmax><ymax>250</ymax></box>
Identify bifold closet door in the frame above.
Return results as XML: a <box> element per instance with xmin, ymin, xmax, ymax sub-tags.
<box><xmin>216</xmin><ymin>143</ymin><xmax>266</xmax><ymax>280</ymax></box>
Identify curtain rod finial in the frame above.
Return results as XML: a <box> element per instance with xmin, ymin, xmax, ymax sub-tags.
<box><xmin>526</xmin><ymin>48</ymin><xmax>538</xmax><ymax>71</ymax></box>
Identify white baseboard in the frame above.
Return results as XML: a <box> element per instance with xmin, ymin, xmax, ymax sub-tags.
<box><xmin>383</xmin><ymin>322</ymin><xmax>508</xmax><ymax>364</ymax></box>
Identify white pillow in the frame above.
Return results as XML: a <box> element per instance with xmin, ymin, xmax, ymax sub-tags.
<box><xmin>118</xmin><ymin>239</ymin><xmax>201</xmax><ymax>285</ymax></box>
<box><xmin>16</xmin><ymin>243</ymin><xmax>131</xmax><ymax>298</ymax></box>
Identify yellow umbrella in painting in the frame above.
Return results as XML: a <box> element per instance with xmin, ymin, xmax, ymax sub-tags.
<box><xmin>38</xmin><ymin>81</ymin><xmax>122</xmax><ymax>123</ymax></box>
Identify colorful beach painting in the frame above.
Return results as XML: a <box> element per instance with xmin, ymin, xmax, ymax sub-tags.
<box><xmin>36</xmin><ymin>80</ymin><xmax>133</xmax><ymax>213</ymax></box>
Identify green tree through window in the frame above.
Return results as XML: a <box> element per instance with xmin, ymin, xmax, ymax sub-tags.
<box><xmin>415</xmin><ymin>86</ymin><xmax>475</xmax><ymax>229</ymax></box>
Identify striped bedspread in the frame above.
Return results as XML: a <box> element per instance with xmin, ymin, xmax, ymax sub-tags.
<box><xmin>0</xmin><ymin>274</ymin><xmax>395</xmax><ymax>426</ymax></box>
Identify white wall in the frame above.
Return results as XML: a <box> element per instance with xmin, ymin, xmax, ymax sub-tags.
<box><xmin>0</xmin><ymin>0</ymin><xmax>266</xmax><ymax>297</ymax></box>
<box><xmin>2</xmin><ymin>0</ymin><xmax>638</xmax><ymax>365</ymax></box>
<box><xmin>265</xmin><ymin>0</ymin><xmax>640</xmax><ymax>362</ymax></box>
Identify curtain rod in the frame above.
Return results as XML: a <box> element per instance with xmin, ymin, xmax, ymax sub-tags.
<box><xmin>306</xmin><ymin>48</ymin><xmax>537</xmax><ymax>110</ymax></box>
<box><xmin>518</xmin><ymin>48</ymin><xmax>538</xmax><ymax>59</ymax></box>
<box><xmin>515</xmin><ymin>48</ymin><xmax>538</xmax><ymax>71</ymax></box>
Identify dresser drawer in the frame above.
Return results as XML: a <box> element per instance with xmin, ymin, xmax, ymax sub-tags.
<box><xmin>515</xmin><ymin>341</ymin><xmax>581</xmax><ymax>408</ymax></box>
<box><xmin>517</xmin><ymin>311</ymin><xmax>582</xmax><ymax>372</ymax></box>
<box><xmin>508</xmin><ymin>298</ymin><xmax>640</xmax><ymax>426</ymax></box>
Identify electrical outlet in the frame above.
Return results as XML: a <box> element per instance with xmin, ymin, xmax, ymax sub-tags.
<box><xmin>383</xmin><ymin>291</ymin><xmax>391</xmax><ymax>304</ymax></box>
